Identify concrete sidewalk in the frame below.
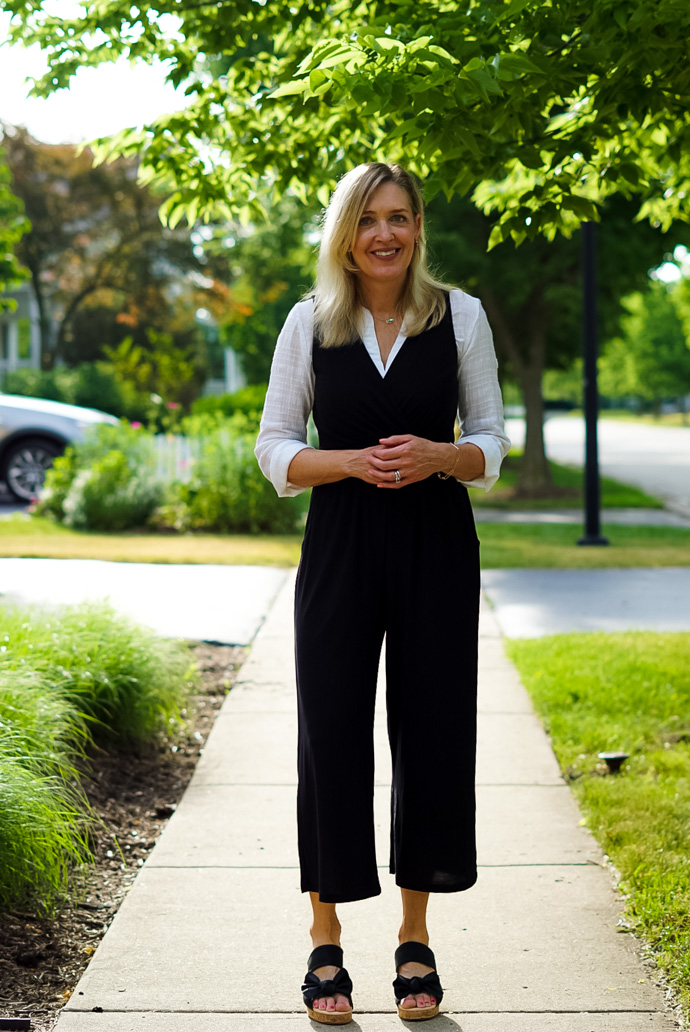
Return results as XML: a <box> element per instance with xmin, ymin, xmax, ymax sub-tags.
<box><xmin>55</xmin><ymin>574</ymin><xmax>676</xmax><ymax>1032</ymax></box>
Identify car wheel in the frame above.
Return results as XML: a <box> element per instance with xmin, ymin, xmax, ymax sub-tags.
<box><xmin>1</xmin><ymin>437</ymin><xmax>65</xmax><ymax>502</ymax></box>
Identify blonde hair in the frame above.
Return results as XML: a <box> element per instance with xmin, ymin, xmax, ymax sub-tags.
<box><xmin>310</xmin><ymin>162</ymin><xmax>453</xmax><ymax>347</ymax></box>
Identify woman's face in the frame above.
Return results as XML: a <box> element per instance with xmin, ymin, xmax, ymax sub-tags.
<box><xmin>351</xmin><ymin>182</ymin><xmax>421</xmax><ymax>294</ymax></box>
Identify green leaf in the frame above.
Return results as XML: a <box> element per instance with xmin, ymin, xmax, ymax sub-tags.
<box><xmin>619</xmin><ymin>162</ymin><xmax>641</xmax><ymax>186</ymax></box>
<box><xmin>561</xmin><ymin>195</ymin><xmax>599</xmax><ymax>220</ymax></box>
<box><xmin>270</xmin><ymin>78</ymin><xmax>309</xmax><ymax>99</ymax></box>
<box><xmin>495</xmin><ymin>51</ymin><xmax>541</xmax><ymax>79</ymax></box>
<box><xmin>487</xmin><ymin>223</ymin><xmax>506</xmax><ymax>250</ymax></box>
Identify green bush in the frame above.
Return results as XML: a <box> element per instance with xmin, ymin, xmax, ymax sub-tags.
<box><xmin>190</xmin><ymin>383</ymin><xmax>267</xmax><ymax>424</ymax></box>
<box><xmin>34</xmin><ymin>448</ymin><xmax>80</xmax><ymax>522</ymax></box>
<box><xmin>1</xmin><ymin>362</ymin><xmax>152</xmax><ymax>422</ymax></box>
<box><xmin>153</xmin><ymin>412</ymin><xmax>306</xmax><ymax>534</ymax></box>
<box><xmin>36</xmin><ymin>422</ymin><xmax>163</xmax><ymax>529</ymax></box>
<box><xmin>1</xmin><ymin>366</ymin><xmax>73</xmax><ymax>402</ymax></box>
<box><xmin>0</xmin><ymin>603</ymin><xmax>197</xmax><ymax>913</ymax></box>
<box><xmin>0</xmin><ymin>747</ymin><xmax>92</xmax><ymax>915</ymax></box>
<box><xmin>1</xmin><ymin>601</ymin><xmax>195</xmax><ymax>750</ymax></box>
<box><xmin>36</xmin><ymin>413</ymin><xmax>301</xmax><ymax>535</ymax></box>
<box><xmin>62</xmin><ymin>450</ymin><xmax>165</xmax><ymax>531</ymax></box>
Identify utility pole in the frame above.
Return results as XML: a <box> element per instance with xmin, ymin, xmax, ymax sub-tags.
<box><xmin>578</xmin><ymin>221</ymin><xmax>609</xmax><ymax>547</ymax></box>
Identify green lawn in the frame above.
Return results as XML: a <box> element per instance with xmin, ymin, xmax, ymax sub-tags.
<box><xmin>507</xmin><ymin>632</ymin><xmax>690</xmax><ymax>1017</ymax></box>
<box><xmin>472</xmin><ymin>453</ymin><xmax>663</xmax><ymax>509</ymax></box>
<box><xmin>582</xmin><ymin>409</ymin><xmax>689</xmax><ymax>429</ymax></box>
<box><xmin>479</xmin><ymin>522</ymin><xmax>690</xmax><ymax>568</ymax></box>
<box><xmin>1</xmin><ymin>515</ymin><xmax>689</xmax><ymax>568</ymax></box>
<box><xmin>0</xmin><ymin>514</ymin><xmax>303</xmax><ymax>566</ymax></box>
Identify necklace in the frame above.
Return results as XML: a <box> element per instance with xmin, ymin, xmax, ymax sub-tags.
<box><xmin>372</xmin><ymin>311</ymin><xmax>401</xmax><ymax>326</ymax></box>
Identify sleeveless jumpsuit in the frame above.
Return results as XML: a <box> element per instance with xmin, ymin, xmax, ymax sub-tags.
<box><xmin>294</xmin><ymin>299</ymin><xmax>480</xmax><ymax>904</ymax></box>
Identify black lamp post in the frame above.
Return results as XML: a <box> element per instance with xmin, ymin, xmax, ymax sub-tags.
<box><xmin>578</xmin><ymin>221</ymin><xmax>609</xmax><ymax>547</ymax></box>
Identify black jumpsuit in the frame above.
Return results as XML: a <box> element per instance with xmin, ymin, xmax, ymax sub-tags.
<box><xmin>294</xmin><ymin>299</ymin><xmax>480</xmax><ymax>905</ymax></box>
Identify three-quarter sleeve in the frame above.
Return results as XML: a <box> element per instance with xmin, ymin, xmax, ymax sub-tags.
<box><xmin>450</xmin><ymin>290</ymin><xmax>511</xmax><ymax>491</ymax></box>
<box><xmin>255</xmin><ymin>300</ymin><xmax>315</xmax><ymax>497</ymax></box>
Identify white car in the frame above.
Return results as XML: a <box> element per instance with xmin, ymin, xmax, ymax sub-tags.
<box><xmin>0</xmin><ymin>392</ymin><xmax>119</xmax><ymax>501</ymax></box>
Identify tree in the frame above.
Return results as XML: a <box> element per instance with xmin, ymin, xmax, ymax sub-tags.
<box><xmin>0</xmin><ymin>148</ymin><xmax>28</xmax><ymax>304</ymax></box>
<box><xmin>2</xmin><ymin>126</ymin><xmax>211</xmax><ymax>370</ymax></box>
<box><xmin>5</xmin><ymin>0</ymin><xmax>690</xmax><ymax>236</ymax></box>
<box><xmin>599</xmin><ymin>281</ymin><xmax>690</xmax><ymax>415</ymax></box>
<box><xmin>428</xmin><ymin>194</ymin><xmax>689</xmax><ymax>491</ymax></box>
<box><xmin>199</xmin><ymin>198</ymin><xmax>319</xmax><ymax>383</ymax></box>
<box><xmin>7</xmin><ymin>0</ymin><xmax>690</xmax><ymax>484</ymax></box>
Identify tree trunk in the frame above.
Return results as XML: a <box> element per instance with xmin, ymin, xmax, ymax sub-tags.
<box><xmin>55</xmin><ymin>284</ymin><xmax>98</xmax><ymax>363</ymax></box>
<box><xmin>515</xmin><ymin>365</ymin><xmax>551</xmax><ymax>494</ymax></box>
<box><xmin>24</xmin><ymin>260</ymin><xmax>53</xmax><ymax>369</ymax></box>
<box><xmin>481</xmin><ymin>288</ymin><xmax>553</xmax><ymax>496</ymax></box>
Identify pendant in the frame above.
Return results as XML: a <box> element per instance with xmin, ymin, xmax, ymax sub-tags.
<box><xmin>386</xmin><ymin>317</ymin><xmax>394</xmax><ymax>323</ymax></box>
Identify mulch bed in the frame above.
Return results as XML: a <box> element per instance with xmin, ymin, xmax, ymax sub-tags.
<box><xmin>0</xmin><ymin>643</ymin><xmax>246</xmax><ymax>1032</ymax></box>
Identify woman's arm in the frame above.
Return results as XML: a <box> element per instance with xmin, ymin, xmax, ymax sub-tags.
<box><xmin>255</xmin><ymin>301</ymin><xmax>316</xmax><ymax>497</ymax></box>
<box><xmin>256</xmin><ymin>300</ymin><xmax>386</xmax><ymax>492</ymax></box>
<box><xmin>287</xmin><ymin>445</ymin><xmax>390</xmax><ymax>487</ymax></box>
<box><xmin>451</xmin><ymin>291</ymin><xmax>511</xmax><ymax>490</ymax></box>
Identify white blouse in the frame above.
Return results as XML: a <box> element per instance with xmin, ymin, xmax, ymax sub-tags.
<box><xmin>255</xmin><ymin>288</ymin><xmax>511</xmax><ymax>497</ymax></box>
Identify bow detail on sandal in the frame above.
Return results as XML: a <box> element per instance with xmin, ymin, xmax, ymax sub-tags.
<box><xmin>301</xmin><ymin>944</ymin><xmax>353</xmax><ymax>1025</ymax></box>
<box><xmin>393</xmin><ymin>941</ymin><xmax>444</xmax><ymax>1021</ymax></box>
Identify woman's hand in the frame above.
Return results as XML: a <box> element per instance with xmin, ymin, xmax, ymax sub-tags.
<box><xmin>367</xmin><ymin>435</ymin><xmax>484</xmax><ymax>488</ymax></box>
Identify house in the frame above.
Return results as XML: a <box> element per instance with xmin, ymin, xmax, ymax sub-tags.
<box><xmin>0</xmin><ymin>281</ymin><xmax>42</xmax><ymax>381</ymax></box>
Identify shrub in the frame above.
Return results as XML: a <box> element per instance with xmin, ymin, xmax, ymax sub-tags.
<box><xmin>0</xmin><ymin>747</ymin><xmax>92</xmax><ymax>915</ymax></box>
<box><xmin>34</xmin><ymin>448</ymin><xmax>80</xmax><ymax>522</ymax></box>
<box><xmin>1</xmin><ymin>362</ymin><xmax>153</xmax><ymax>423</ymax></box>
<box><xmin>191</xmin><ymin>383</ymin><xmax>267</xmax><ymax>424</ymax></box>
<box><xmin>0</xmin><ymin>603</ymin><xmax>197</xmax><ymax>913</ymax></box>
<box><xmin>153</xmin><ymin>413</ymin><xmax>306</xmax><ymax>533</ymax></box>
<box><xmin>0</xmin><ymin>668</ymin><xmax>92</xmax><ymax>913</ymax></box>
<box><xmin>0</xmin><ymin>602</ymin><xmax>197</xmax><ymax>747</ymax></box>
<box><xmin>36</xmin><ymin>422</ymin><xmax>163</xmax><ymax>529</ymax></box>
<box><xmin>1</xmin><ymin>366</ymin><xmax>75</xmax><ymax>402</ymax></box>
<box><xmin>62</xmin><ymin>450</ymin><xmax>165</xmax><ymax>531</ymax></box>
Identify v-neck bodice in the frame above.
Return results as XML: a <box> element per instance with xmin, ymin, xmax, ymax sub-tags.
<box><xmin>359</xmin><ymin>309</ymin><xmax>407</xmax><ymax>375</ymax></box>
<box><xmin>312</xmin><ymin>297</ymin><xmax>457</xmax><ymax>453</ymax></box>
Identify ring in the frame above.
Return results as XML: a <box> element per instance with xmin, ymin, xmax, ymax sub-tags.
<box><xmin>394</xmin><ymin>469</ymin><xmax>401</xmax><ymax>484</ymax></box>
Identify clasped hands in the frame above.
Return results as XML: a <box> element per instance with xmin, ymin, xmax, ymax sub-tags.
<box><xmin>359</xmin><ymin>434</ymin><xmax>456</xmax><ymax>489</ymax></box>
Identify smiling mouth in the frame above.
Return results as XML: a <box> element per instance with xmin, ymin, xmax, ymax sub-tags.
<box><xmin>371</xmin><ymin>249</ymin><xmax>400</xmax><ymax>257</ymax></box>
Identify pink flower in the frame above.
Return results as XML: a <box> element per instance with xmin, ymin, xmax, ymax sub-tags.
<box><xmin>167</xmin><ymin>401</ymin><xmax>181</xmax><ymax>409</ymax></box>
<box><xmin>131</xmin><ymin>421</ymin><xmax>142</xmax><ymax>428</ymax></box>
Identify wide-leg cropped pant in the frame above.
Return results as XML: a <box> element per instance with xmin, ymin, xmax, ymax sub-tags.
<box><xmin>294</xmin><ymin>474</ymin><xmax>480</xmax><ymax>904</ymax></box>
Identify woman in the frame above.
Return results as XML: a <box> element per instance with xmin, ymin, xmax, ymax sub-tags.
<box><xmin>256</xmin><ymin>162</ymin><xmax>510</xmax><ymax>1023</ymax></box>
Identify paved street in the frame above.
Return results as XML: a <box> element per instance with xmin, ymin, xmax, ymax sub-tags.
<box><xmin>506</xmin><ymin>415</ymin><xmax>690</xmax><ymax>513</ymax></box>
<box><xmin>482</xmin><ymin>567</ymin><xmax>690</xmax><ymax>638</ymax></box>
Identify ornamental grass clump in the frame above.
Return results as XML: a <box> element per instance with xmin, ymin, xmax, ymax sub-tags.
<box><xmin>0</xmin><ymin>602</ymin><xmax>197</xmax><ymax>914</ymax></box>
<box><xmin>1</xmin><ymin>603</ymin><xmax>196</xmax><ymax>745</ymax></box>
<box><xmin>0</xmin><ymin>748</ymin><xmax>92</xmax><ymax>915</ymax></box>
<box><xmin>0</xmin><ymin>668</ymin><xmax>93</xmax><ymax>914</ymax></box>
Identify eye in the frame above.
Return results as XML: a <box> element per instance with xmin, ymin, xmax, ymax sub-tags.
<box><xmin>392</xmin><ymin>214</ymin><xmax>408</xmax><ymax>222</ymax></box>
<box><xmin>359</xmin><ymin>216</ymin><xmax>374</xmax><ymax>226</ymax></box>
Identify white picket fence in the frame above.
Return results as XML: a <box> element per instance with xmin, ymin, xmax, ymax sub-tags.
<box><xmin>152</xmin><ymin>434</ymin><xmax>202</xmax><ymax>484</ymax></box>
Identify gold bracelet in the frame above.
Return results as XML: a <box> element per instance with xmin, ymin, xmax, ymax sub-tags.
<box><xmin>437</xmin><ymin>442</ymin><xmax>460</xmax><ymax>480</ymax></box>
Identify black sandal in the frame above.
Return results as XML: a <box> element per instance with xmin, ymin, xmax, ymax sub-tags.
<box><xmin>301</xmin><ymin>944</ymin><xmax>354</xmax><ymax>1025</ymax></box>
<box><xmin>393</xmin><ymin>941</ymin><xmax>444</xmax><ymax>1021</ymax></box>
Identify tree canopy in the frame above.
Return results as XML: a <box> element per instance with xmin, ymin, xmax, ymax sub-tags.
<box><xmin>2</xmin><ymin>126</ymin><xmax>219</xmax><ymax>369</ymax></box>
<box><xmin>4</xmin><ymin>0</ymin><xmax>690</xmax><ymax>241</ymax></box>
<box><xmin>0</xmin><ymin>150</ymin><xmax>28</xmax><ymax>305</ymax></box>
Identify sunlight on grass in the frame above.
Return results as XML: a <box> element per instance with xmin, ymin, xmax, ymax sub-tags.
<box><xmin>472</xmin><ymin>454</ymin><xmax>663</xmax><ymax>509</ymax></box>
<box><xmin>508</xmin><ymin>632</ymin><xmax>690</xmax><ymax>1017</ymax></box>
<box><xmin>1</xmin><ymin>515</ymin><xmax>688</xmax><ymax>568</ymax></box>
<box><xmin>479</xmin><ymin>523</ymin><xmax>690</xmax><ymax>568</ymax></box>
<box><xmin>0</xmin><ymin>515</ymin><xmax>303</xmax><ymax>566</ymax></box>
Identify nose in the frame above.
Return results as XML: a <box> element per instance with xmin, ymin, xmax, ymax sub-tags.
<box><xmin>374</xmin><ymin>218</ymin><xmax>394</xmax><ymax>240</ymax></box>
